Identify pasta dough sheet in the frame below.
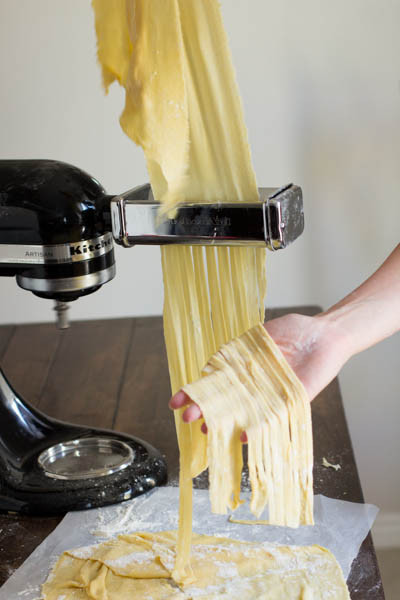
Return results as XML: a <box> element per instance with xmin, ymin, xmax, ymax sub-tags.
<box><xmin>42</xmin><ymin>531</ymin><xmax>350</xmax><ymax>600</ymax></box>
<box><xmin>183</xmin><ymin>323</ymin><xmax>314</xmax><ymax>528</ymax></box>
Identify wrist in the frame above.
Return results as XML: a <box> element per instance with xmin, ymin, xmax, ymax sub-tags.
<box><xmin>316</xmin><ymin>308</ymin><xmax>356</xmax><ymax>365</ymax></box>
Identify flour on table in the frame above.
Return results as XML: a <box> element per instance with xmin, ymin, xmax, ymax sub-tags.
<box><xmin>322</xmin><ymin>457</ymin><xmax>341</xmax><ymax>471</ymax></box>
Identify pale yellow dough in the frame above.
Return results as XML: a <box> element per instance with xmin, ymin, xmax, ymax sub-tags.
<box><xmin>43</xmin><ymin>2</ymin><xmax>347</xmax><ymax>598</ymax></box>
<box><xmin>183</xmin><ymin>324</ymin><xmax>314</xmax><ymax>527</ymax></box>
<box><xmin>93</xmin><ymin>0</ymin><xmax>268</xmax><ymax>580</ymax></box>
<box><xmin>42</xmin><ymin>531</ymin><xmax>350</xmax><ymax>599</ymax></box>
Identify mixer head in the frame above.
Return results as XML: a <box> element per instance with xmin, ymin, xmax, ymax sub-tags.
<box><xmin>0</xmin><ymin>160</ymin><xmax>115</xmax><ymax>300</ymax></box>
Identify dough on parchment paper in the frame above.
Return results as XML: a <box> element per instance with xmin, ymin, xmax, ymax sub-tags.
<box><xmin>41</xmin><ymin>324</ymin><xmax>349</xmax><ymax>600</ymax></box>
<box><xmin>42</xmin><ymin>531</ymin><xmax>350</xmax><ymax>599</ymax></box>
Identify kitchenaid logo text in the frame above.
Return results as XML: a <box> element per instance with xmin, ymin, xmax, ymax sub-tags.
<box><xmin>69</xmin><ymin>236</ymin><xmax>112</xmax><ymax>256</ymax></box>
<box><xmin>168</xmin><ymin>216</ymin><xmax>231</xmax><ymax>227</ymax></box>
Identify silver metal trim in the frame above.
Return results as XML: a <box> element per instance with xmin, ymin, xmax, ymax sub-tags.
<box><xmin>262</xmin><ymin>184</ymin><xmax>304</xmax><ymax>250</ymax></box>
<box><xmin>263</xmin><ymin>196</ymin><xmax>275</xmax><ymax>251</ymax></box>
<box><xmin>260</xmin><ymin>186</ymin><xmax>288</xmax><ymax>251</ymax></box>
<box><xmin>111</xmin><ymin>184</ymin><xmax>304</xmax><ymax>250</ymax></box>
<box><xmin>38</xmin><ymin>437</ymin><xmax>134</xmax><ymax>480</ymax></box>
<box><xmin>0</xmin><ymin>232</ymin><xmax>113</xmax><ymax>265</ymax></box>
<box><xmin>16</xmin><ymin>264</ymin><xmax>116</xmax><ymax>293</ymax></box>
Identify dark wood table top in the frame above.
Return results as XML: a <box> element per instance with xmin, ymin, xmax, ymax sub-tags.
<box><xmin>0</xmin><ymin>307</ymin><xmax>384</xmax><ymax>598</ymax></box>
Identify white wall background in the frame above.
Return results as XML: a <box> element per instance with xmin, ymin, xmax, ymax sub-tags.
<box><xmin>0</xmin><ymin>1</ymin><xmax>399</xmax><ymax>536</ymax></box>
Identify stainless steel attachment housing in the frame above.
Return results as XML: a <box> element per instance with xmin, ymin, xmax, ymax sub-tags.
<box><xmin>111</xmin><ymin>184</ymin><xmax>304</xmax><ymax>250</ymax></box>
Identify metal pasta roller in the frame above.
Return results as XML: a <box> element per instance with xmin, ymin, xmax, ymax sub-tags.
<box><xmin>0</xmin><ymin>159</ymin><xmax>304</xmax><ymax>515</ymax></box>
<box><xmin>111</xmin><ymin>183</ymin><xmax>303</xmax><ymax>249</ymax></box>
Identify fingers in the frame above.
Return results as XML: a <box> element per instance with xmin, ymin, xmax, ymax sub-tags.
<box><xmin>182</xmin><ymin>403</ymin><xmax>202</xmax><ymax>423</ymax></box>
<box><xmin>169</xmin><ymin>390</ymin><xmax>204</xmax><ymax>422</ymax></box>
<box><xmin>169</xmin><ymin>390</ymin><xmax>192</xmax><ymax>410</ymax></box>
<box><xmin>169</xmin><ymin>389</ymin><xmax>248</xmax><ymax>442</ymax></box>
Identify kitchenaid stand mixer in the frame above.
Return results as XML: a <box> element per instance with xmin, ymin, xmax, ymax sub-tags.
<box><xmin>0</xmin><ymin>159</ymin><xmax>304</xmax><ymax>515</ymax></box>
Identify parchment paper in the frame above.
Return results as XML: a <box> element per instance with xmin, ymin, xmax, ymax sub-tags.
<box><xmin>0</xmin><ymin>488</ymin><xmax>378</xmax><ymax>600</ymax></box>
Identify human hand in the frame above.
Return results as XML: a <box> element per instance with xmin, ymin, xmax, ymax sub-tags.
<box><xmin>169</xmin><ymin>312</ymin><xmax>352</xmax><ymax>439</ymax></box>
<box><xmin>171</xmin><ymin>244</ymin><xmax>400</xmax><ymax>439</ymax></box>
<box><xmin>262</xmin><ymin>312</ymin><xmax>352</xmax><ymax>401</ymax></box>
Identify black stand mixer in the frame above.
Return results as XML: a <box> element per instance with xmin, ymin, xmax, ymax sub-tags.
<box><xmin>0</xmin><ymin>159</ymin><xmax>304</xmax><ymax>515</ymax></box>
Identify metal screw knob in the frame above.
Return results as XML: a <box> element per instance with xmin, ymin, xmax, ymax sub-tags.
<box><xmin>53</xmin><ymin>301</ymin><xmax>70</xmax><ymax>330</ymax></box>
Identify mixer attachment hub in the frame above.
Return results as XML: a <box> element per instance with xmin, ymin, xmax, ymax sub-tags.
<box><xmin>38</xmin><ymin>437</ymin><xmax>135</xmax><ymax>481</ymax></box>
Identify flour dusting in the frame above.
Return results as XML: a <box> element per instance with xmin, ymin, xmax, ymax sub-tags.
<box><xmin>106</xmin><ymin>550</ymin><xmax>155</xmax><ymax>569</ymax></box>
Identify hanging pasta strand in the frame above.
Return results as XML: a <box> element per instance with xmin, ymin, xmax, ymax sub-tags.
<box><xmin>92</xmin><ymin>0</ymin><xmax>314</xmax><ymax>587</ymax></box>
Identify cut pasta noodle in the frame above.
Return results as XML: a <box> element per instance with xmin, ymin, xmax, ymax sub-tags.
<box><xmin>183</xmin><ymin>323</ymin><xmax>314</xmax><ymax>527</ymax></box>
<box><xmin>42</xmin><ymin>2</ymin><xmax>347</xmax><ymax>598</ymax></box>
<box><xmin>162</xmin><ymin>245</ymin><xmax>266</xmax><ymax>581</ymax></box>
<box><xmin>93</xmin><ymin>0</ymin><xmax>269</xmax><ymax>581</ymax></box>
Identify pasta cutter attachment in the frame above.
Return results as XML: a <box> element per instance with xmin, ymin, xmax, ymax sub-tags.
<box><xmin>111</xmin><ymin>184</ymin><xmax>304</xmax><ymax>250</ymax></box>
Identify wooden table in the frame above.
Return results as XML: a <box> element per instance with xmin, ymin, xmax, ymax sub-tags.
<box><xmin>0</xmin><ymin>308</ymin><xmax>384</xmax><ymax>598</ymax></box>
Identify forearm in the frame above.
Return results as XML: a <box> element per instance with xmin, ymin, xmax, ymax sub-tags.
<box><xmin>319</xmin><ymin>244</ymin><xmax>400</xmax><ymax>358</ymax></box>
